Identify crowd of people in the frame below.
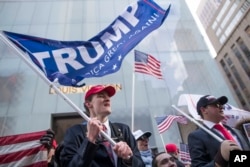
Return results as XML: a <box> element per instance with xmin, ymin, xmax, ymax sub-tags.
<box><xmin>40</xmin><ymin>85</ymin><xmax>250</xmax><ymax>167</ymax></box>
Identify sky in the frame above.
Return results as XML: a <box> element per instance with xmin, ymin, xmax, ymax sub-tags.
<box><xmin>185</xmin><ymin>0</ymin><xmax>200</xmax><ymax>11</ymax></box>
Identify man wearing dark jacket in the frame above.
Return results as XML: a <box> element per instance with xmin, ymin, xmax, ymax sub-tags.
<box><xmin>60</xmin><ymin>85</ymin><xmax>145</xmax><ymax>167</ymax></box>
<box><xmin>188</xmin><ymin>95</ymin><xmax>250</xmax><ymax>167</ymax></box>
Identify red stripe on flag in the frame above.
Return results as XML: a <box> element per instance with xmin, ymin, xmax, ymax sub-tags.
<box><xmin>0</xmin><ymin>131</ymin><xmax>47</xmax><ymax>166</ymax></box>
<box><xmin>0</xmin><ymin>146</ymin><xmax>46</xmax><ymax>163</ymax></box>
<box><xmin>134</xmin><ymin>50</ymin><xmax>163</xmax><ymax>79</ymax></box>
<box><xmin>158</xmin><ymin>116</ymin><xmax>176</xmax><ymax>133</ymax></box>
<box><xmin>135</xmin><ymin>64</ymin><xmax>163</xmax><ymax>79</ymax></box>
<box><xmin>156</xmin><ymin>115</ymin><xmax>187</xmax><ymax>133</ymax></box>
<box><xmin>179</xmin><ymin>143</ymin><xmax>191</xmax><ymax>163</ymax></box>
<box><xmin>155</xmin><ymin>115</ymin><xmax>188</xmax><ymax>134</ymax></box>
<box><xmin>0</xmin><ymin>131</ymin><xmax>45</xmax><ymax>146</ymax></box>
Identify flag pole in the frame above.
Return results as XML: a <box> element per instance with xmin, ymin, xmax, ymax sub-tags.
<box><xmin>131</xmin><ymin>63</ymin><xmax>135</xmax><ymax>132</ymax></box>
<box><xmin>155</xmin><ymin>115</ymin><xmax>167</xmax><ymax>152</ymax></box>
<box><xmin>0</xmin><ymin>32</ymin><xmax>116</xmax><ymax>146</ymax></box>
<box><xmin>171</xmin><ymin>105</ymin><xmax>223</xmax><ymax>142</ymax></box>
<box><xmin>160</xmin><ymin>134</ymin><xmax>166</xmax><ymax>152</ymax></box>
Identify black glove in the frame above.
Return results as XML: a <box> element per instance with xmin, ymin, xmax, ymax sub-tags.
<box><xmin>214</xmin><ymin>140</ymin><xmax>241</xmax><ymax>167</ymax></box>
<box><xmin>54</xmin><ymin>141</ymin><xmax>64</xmax><ymax>166</ymax></box>
<box><xmin>40</xmin><ymin>129</ymin><xmax>55</xmax><ymax>149</ymax></box>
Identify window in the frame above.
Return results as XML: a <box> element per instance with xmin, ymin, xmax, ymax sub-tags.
<box><xmin>245</xmin><ymin>26</ymin><xmax>250</xmax><ymax>38</ymax></box>
<box><xmin>224</xmin><ymin>53</ymin><xmax>233</xmax><ymax>66</ymax></box>
<box><xmin>231</xmin><ymin>44</ymin><xmax>250</xmax><ymax>79</ymax></box>
<box><xmin>231</xmin><ymin>65</ymin><xmax>246</xmax><ymax>90</ymax></box>
<box><xmin>236</xmin><ymin>37</ymin><xmax>250</xmax><ymax>63</ymax></box>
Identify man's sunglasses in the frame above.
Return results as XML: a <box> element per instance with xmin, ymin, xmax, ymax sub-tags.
<box><xmin>138</xmin><ymin>135</ymin><xmax>148</xmax><ymax>141</ymax></box>
<box><xmin>205</xmin><ymin>103</ymin><xmax>225</xmax><ymax>109</ymax></box>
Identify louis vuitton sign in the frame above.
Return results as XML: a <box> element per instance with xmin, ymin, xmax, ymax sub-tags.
<box><xmin>49</xmin><ymin>84</ymin><xmax>122</xmax><ymax>94</ymax></box>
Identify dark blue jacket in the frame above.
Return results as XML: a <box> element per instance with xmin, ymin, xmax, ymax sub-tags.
<box><xmin>60</xmin><ymin>121</ymin><xmax>145</xmax><ymax>167</ymax></box>
<box><xmin>188</xmin><ymin>124</ymin><xmax>250</xmax><ymax>167</ymax></box>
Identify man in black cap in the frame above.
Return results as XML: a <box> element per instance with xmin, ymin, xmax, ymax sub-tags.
<box><xmin>188</xmin><ymin>95</ymin><xmax>250</xmax><ymax>167</ymax></box>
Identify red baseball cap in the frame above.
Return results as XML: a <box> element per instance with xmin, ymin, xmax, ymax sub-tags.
<box><xmin>84</xmin><ymin>85</ymin><xmax>116</xmax><ymax>100</ymax></box>
<box><xmin>165</xmin><ymin>143</ymin><xmax>178</xmax><ymax>153</ymax></box>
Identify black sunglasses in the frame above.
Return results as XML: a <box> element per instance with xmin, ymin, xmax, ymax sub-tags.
<box><xmin>205</xmin><ymin>103</ymin><xmax>225</xmax><ymax>109</ymax></box>
<box><xmin>138</xmin><ymin>135</ymin><xmax>149</xmax><ymax>141</ymax></box>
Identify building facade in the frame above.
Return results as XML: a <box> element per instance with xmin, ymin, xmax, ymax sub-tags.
<box><xmin>197</xmin><ymin>0</ymin><xmax>250</xmax><ymax>110</ymax></box>
<box><xmin>0</xmin><ymin>0</ymin><xmax>237</xmax><ymax>151</ymax></box>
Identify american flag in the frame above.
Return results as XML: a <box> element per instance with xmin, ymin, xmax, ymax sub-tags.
<box><xmin>0</xmin><ymin>131</ymin><xmax>48</xmax><ymax>167</ymax></box>
<box><xmin>134</xmin><ymin>50</ymin><xmax>163</xmax><ymax>79</ymax></box>
<box><xmin>179</xmin><ymin>143</ymin><xmax>191</xmax><ymax>164</ymax></box>
<box><xmin>155</xmin><ymin>115</ymin><xmax>188</xmax><ymax>134</ymax></box>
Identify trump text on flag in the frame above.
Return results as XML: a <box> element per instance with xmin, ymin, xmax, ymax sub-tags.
<box><xmin>3</xmin><ymin>1</ymin><xmax>171</xmax><ymax>87</ymax></box>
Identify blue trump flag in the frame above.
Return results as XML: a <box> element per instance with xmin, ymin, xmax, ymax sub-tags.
<box><xmin>3</xmin><ymin>0</ymin><xmax>171</xmax><ymax>87</ymax></box>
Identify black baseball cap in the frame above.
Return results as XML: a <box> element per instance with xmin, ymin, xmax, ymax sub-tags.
<box><xmin>196</xmin><ymin>95</ymin><xmax>228</xmax><ymax>115</ymax></box>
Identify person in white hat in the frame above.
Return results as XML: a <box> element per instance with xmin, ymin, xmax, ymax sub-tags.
<box><xmin>133</xmin><ymin>129</ymin><xmax>153</xmax><ymax>167</ymax></box>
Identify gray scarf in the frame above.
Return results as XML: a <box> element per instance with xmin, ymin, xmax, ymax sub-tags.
<box><xmin>140</xmin><ymin>149</ymin><xmax>152</xmax><ymax>167</ymax></box>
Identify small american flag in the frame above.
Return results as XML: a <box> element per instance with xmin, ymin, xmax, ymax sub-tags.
<box><xmin>155</xmin><ymin>115</ymin><xmax>188</xmax><ymax>134</ymax></box>
<box><xmin>134</xmin><ymin>50</ymin><xmax>163</xmax><ymax>79</ymax></box>
<box><xmin>179</xmin><ymin>143</ymin><xmax>191</xmax><ymax>164</ymax></box>
<box><xmin>0</xmin><ymin>131</ymin><xmax>48</xmax><ymax>167</ymax></box>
